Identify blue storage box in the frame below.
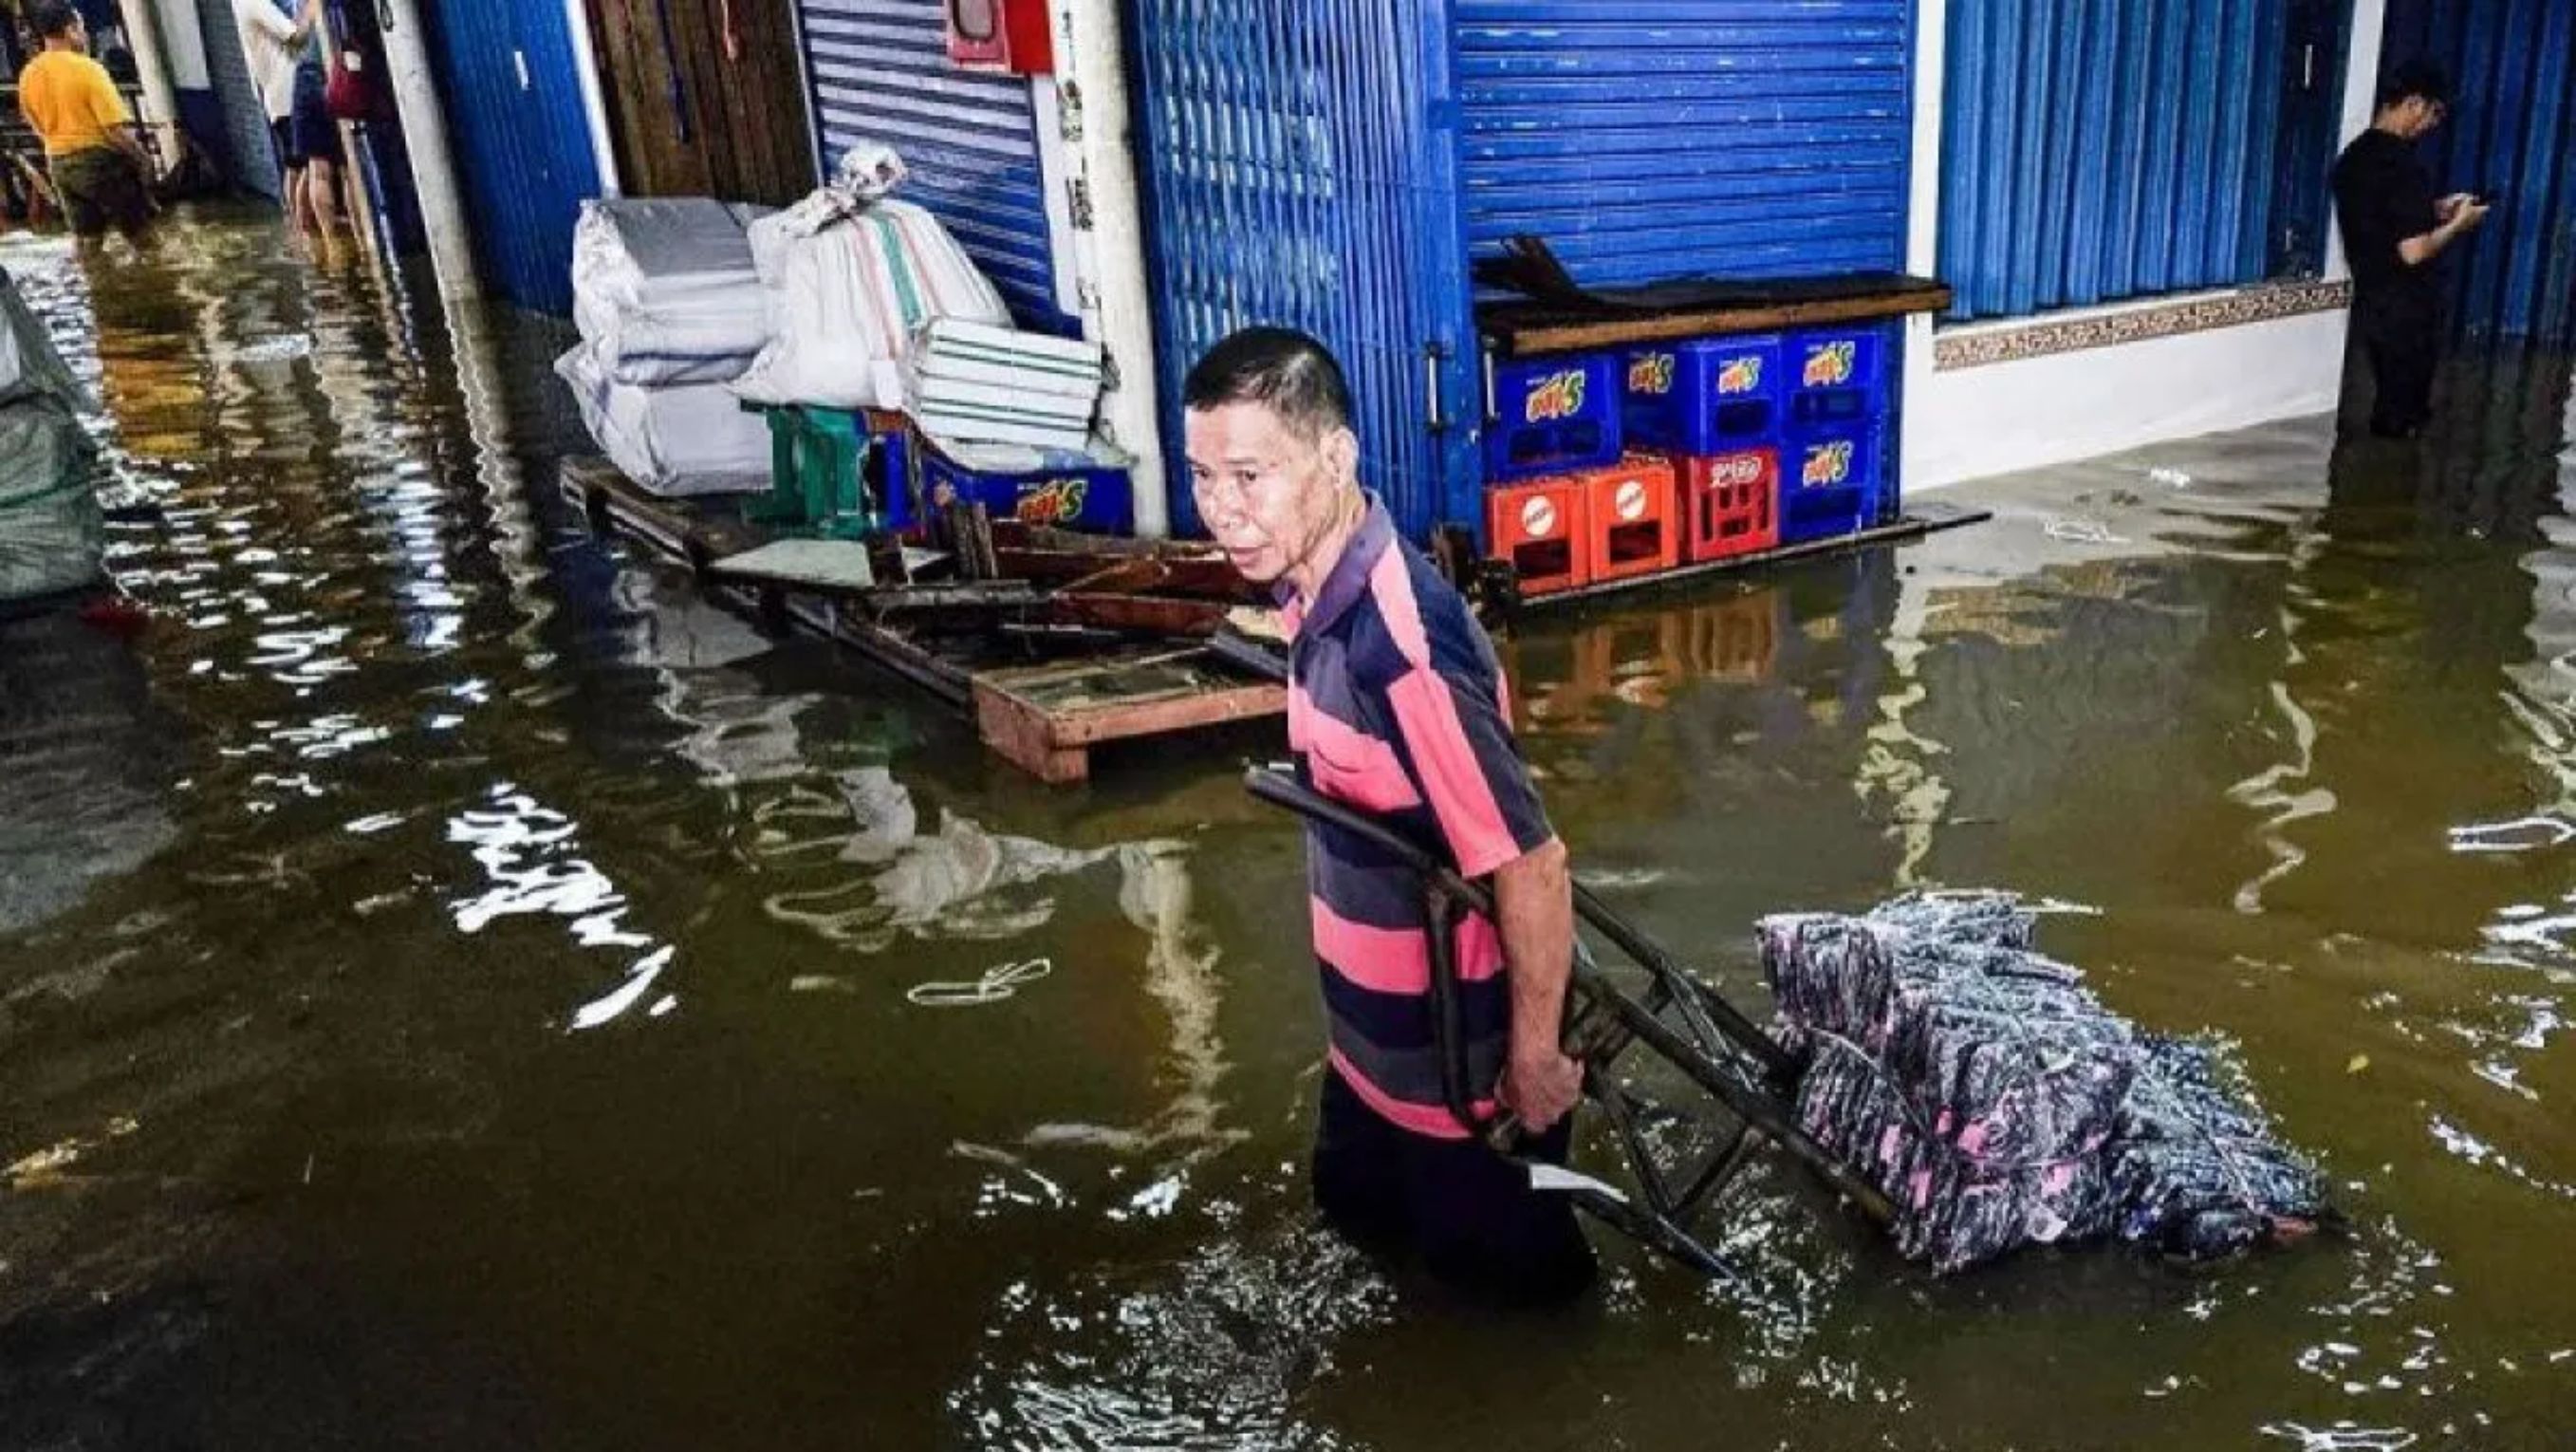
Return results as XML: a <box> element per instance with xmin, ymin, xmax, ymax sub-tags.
<box><xmin>1622</xmin><ymin>335</ymin><xmax>1783</xmax><ymax>454</ymax></box>
<box><xmin>1788</xmin><ymin>326</ymin><xmax>1892</xmax><ymax>427</ymax></box>
<box><xmin>1485</xmin><ymin>353</ymin><xmax>1621</xmax><ymax>482</ymax></box>
<box><xmin>1780</xmin><ymin>424</ymin><xmax>1885</xmax><ymax>545</ymax></box>
<box><xmin>921</xmin><ymin>445</ymin><xmax>1134</xmax><ymax>534</ymax></box>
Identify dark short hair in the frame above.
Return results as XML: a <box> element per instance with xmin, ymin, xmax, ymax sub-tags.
<box><xmin>1182</xmin><ymin>326</ymin><xmax>1355</xmax><ymax>441</ymax></box>
<box><xmin>2380</xmin><ymin>59</ymin><xmax>2453</xmax><ymax>110</ymax></box>
<box><xmin>29</xmin><ymin>1</ymin><xmax>82</xmax><ymax>38</ymax></box>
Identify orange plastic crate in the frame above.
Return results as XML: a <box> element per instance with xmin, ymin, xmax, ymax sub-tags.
<box><xmin>1485</xmin><ymin>475</ymin><xmax>1592</xmax><ymax>596</ymax></box>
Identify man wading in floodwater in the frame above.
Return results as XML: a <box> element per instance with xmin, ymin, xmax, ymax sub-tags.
<box><xmin>1185</xmin><ymin>327</ymin><xmax>1595</xmax><ymax>1305</ymax></box>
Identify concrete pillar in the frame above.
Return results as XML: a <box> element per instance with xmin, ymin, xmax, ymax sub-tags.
<box><xmin>1046</xmin><ymin>0</ymin><xmax>1171</xmax><ymax>538</ymax></box>
<box><xmin>2327</xmin><ymin>0</ymin><xmax>2393</xmax><ymax>283</ymax></box>
<box><xmin>564</xmin><ymin>0</ymin><xmax>622</xmax><ymax>199</ymax></box>
<box><xmin>1897</xmin><ymin>0</ymin><xmax>1949</xmax><ymax>493</ymax></box>
<box><xmin>114</xmin><ymin>0</ymin><xmax>180</xmax><ymax>144</ymax></box>
<box><xmin>376</xmin><ymin>0</ymin><xmax>481</xmax><ymax>301</ymax></box>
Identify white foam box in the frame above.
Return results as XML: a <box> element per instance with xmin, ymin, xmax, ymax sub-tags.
<box><xmin>911</xmin><ymin>319</ymin><xmax>1103</xmax><ymax>400</ymax></box>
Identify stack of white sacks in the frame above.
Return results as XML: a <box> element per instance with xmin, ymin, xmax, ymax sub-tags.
<box><xmin>556</xmin><ymin>198</ymin><xmax>776</xmax><ymax>496</ymax></box>
<box><xmin>734</xmin><ymin>143</ymin><xmax>1120</xmax><ymax>480</ymax></box>
<box><xmin>561</xmin><ymin>142</ymin><xmax>1126</xmax><ymax>512</ymax></box>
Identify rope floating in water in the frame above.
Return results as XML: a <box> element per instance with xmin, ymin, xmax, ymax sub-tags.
<box><xmin>906</xmin><ymin>957</ymin><xmax>1053</xmax><ymax>1008</ymax></box>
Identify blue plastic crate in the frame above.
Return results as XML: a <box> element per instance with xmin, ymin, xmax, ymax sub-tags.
<box><xmin>1787</xmin><ymin>326</ymin><xmax>1893</xmax><ymax>428</ymax></box>
<box><xmin>1780</xmin><ymin>424</ymin><xmax>1886</xmax><ymax>546</ymax></box>
<box><xmin>1622</xmin><ymin>335</ymin><xmax>1783</xmax><ymax>454</ymax></box>
<box><xmin>921</xmin><ymin>448</ymin><xmax>1135</xmax><ymax>534</ymax></box>
<box><xmin>1485</xmin><ymin>353</ymin><xmax>1621</xmax><ymax>482</ymax></box>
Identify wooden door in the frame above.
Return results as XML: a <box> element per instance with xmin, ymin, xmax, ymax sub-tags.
<box><xmin>585</xmin><ymin>0</ymin><xmax>816</xmax><ymax>206</ymax></box>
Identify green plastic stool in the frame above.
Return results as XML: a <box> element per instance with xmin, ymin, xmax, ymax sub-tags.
<box><xmin>747</xmin><ymin>405</ymin><xmax>878</xmax><ymax>540</ymax></box>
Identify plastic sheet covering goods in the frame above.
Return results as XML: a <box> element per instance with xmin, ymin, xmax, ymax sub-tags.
<box><xmin>1761</xmin><ymin>895</ymin><xmax>2329</xmax><ymax>1273</ymax></box>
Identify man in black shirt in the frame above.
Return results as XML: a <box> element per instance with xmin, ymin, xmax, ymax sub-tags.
<box><xmin>2331</xmin><ymin>62</ymin><xmax>2489</xmax><ymax>438</ymax></box>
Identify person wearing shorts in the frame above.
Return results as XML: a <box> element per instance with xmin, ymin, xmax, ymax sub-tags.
<box><xmin>288</xmin><ymin>52</ymin><xmax>343</xmax><ymax>235</ymax></box>
<box><xmin>235</xmin><ymin>0</ymin><xmax>319</xmax><ymax>217</ymax></box>
<box><xmin>16</xmin><ymin>2</ymin><xmax>158</xmax><ymax>246</ymax></box>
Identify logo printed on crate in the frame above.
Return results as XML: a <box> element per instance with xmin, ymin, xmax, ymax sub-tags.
<box><xmin>1613</xmin><ymin>477</ymin><xmax>1651</xmax><ymax>523</ymax></box>
<box><xmin>1627</xmin><ymin>353</ymin><xmax>1676</xmax><ymax>397</ymax></box>
<box><xmin>1715</xmin><ymin>354</ymin><xmax>1766</xmax><ymax>396</ymax></box>
<box><xmin>1803</xmin><ymin>341</ymin><xmax>1858</xmax><ymax>389</ymax></box>
<box><xmin>1519</xmin><ymin>494</ymin><xmax>1561</xmax><ymax>538</ymax></box>
<box><xmin>1523</xmin><ymin>368</ymin><xmax>1590</xmax><ymax>424</ymax></box>
<box><xmin>1802</xmin><ymin>439</ymin><xmax>1856</xmax><ymax>489</ymax></box>
<box><xmin>1012</xmin><ymin>477</ymin><xmax>1092</xmax><ymax>525</ymax></box>
<box><xmin>1708</xmin><ymin>453</ymin><xmax>1770</xmax><ymax>490</ymax></box>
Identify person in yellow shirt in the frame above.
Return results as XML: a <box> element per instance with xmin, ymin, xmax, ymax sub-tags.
<box><xmin>17</xmin><ymin>1</ymin><xmax>158</xmax><ymax>246</ymax></box>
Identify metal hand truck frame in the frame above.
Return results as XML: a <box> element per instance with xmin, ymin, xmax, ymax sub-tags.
<box><xmin>1245</xmin><ymin>766</ymin><xmax>1894</xmax><ymax>1281</ymax></box>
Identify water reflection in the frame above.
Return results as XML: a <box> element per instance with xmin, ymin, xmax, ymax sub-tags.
<box><xmin>9</xmin><ymin>210</ymin><xmax>2576</xmax><ymax>1448</ymax></box>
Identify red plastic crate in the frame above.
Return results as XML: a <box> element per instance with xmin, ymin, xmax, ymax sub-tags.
<box><xmin>1678</xmin><ymin>449</ymin><xmax>1781</xmax><ymax>565</ymax></box>
<box><xmin>1580</xmin><ymin>455</ymin><xmax>1680</xmax><ymax>586</ymax></box>
<box><xmin>1486</xmin><ymin>475</ymin><xmax>1591</xmax><ymax>597</ymax></box>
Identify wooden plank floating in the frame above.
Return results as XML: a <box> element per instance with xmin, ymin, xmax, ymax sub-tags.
<box><xmin>561</xmin><ymin>456</ymin><xmax>1284</xmax><ymax>783</ymax></box>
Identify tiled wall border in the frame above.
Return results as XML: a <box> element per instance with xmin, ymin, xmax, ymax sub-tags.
<box><xmin>1934</xmin><ymin>279</ymin><xmax>2353</xmax><ymax>370</ymax></box>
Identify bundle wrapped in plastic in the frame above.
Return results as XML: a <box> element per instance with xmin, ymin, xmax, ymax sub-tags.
<box><xmin>1764</xmin><ymin>893</ymin><xmax>2328</xmax><ymax>1273</ymax></box>
<box><xmin>1796</xmin><ymin>1035</ymin><xmax>2120</xmax><ymax>1273</ymax></box>
<box><xmin>0</xmin><ymin>266</ymin><xmax>101</xmax><ymax>604</ymax></box>
<box><xmin>2111</xmin><ymin>1035</ymin><xmax>2331</xmax><ymax>1258</ymax></box>
<box><xmin>555</xmin><ymin>344</ymin><xmax>770</xmax><ymax>497</ymax></box>
<box><xmin>571</xmin><ymin>198</ymin><xmax>774</xmax><ymax>386</ymax></box>
<box><xmin>732</xmin><ymin>141</ymin><xmax>1011</xmax><ymax>412</ymax></box>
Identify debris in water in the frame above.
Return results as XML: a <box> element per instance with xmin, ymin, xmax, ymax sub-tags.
<box><xmin>907</xmin><ymin>957</ymin><xmax>1052</xmax><ymax>1008</ymax></box>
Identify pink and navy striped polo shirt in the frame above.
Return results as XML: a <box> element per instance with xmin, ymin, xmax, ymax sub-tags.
<box><xmin>1285</xmin><ymin>494</ymin><xmax>1556</xmax><ymax>1139</ymax></box>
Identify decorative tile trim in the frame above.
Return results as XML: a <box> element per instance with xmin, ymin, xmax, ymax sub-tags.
<box><xmin>1934</xmin><ymin>280</ymin><xmax>2353</xmax><ymax>370</ymax></box>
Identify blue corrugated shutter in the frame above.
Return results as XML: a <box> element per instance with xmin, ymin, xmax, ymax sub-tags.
<box><xmin>792</xmin><ymin>0</ymin><xmax>1070</xmax><ymax>333</ymax></box>
<box><xmin>2386</xmin><ymin>0</ymin><xmax>2576</xmax><ymax>348</ymax></box>
<box><xmin>1130</xmin><ymin>0</ymin><xmax>1480</xmax><ymax>542</ymax></box>
<box><xmin>1939</xmin><ymin>0</ymin><xmax>2339</xmax><ymax>322</ymax></box>
<box><xmin>421</xmin><ymin>0</ymin><xmax>602</xmax><ymax>313</ymax></box>
<box><xmin>1455</xmin><ymin>0</ymin><xmax>1915</xmax><ymax>289</ymax></box>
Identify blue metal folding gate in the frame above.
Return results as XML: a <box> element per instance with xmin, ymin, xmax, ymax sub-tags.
<box><xmin>420</xmin><ymin>0</ymin><xmax>602</xmax><ymax>313</ymax></box>
<box><xmin>1938</xmin><ymin>0</ymin><xmax>2345</xmax><ymax>321</ymax></box>
<box><xmin>1130</xmin><ymin>0</ymin><xmax>1480</xmax><ymax>542</ymax></box>
<box><xmin>792</xmin><ymin>0</ymin><xmax>1070</xmax><ymax>332</ymax></box>
<box><xmin>2384</xmin><ymin>0</ymin><xmax>2576</xmax><ymax>348</ymax></box>
<box><xmin>1455</xmin><ymin>0</ymin><xmax>1916</xmax><ymax>290</ymax></box>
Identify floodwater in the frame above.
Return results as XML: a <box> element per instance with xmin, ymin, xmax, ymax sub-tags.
<box><xmin>4</xmin><ymin>212</ymin><xmax>2574</xmax><ymax>1451</ymax></box>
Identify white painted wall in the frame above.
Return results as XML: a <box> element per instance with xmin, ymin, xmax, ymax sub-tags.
<box><xmin>1044</xmin><ymin>0</ymin><xmax>1170</xmax><ymax>537</ymax></box>
<box><xmin>152</xmin><ymin>0</ymin><xmax>210</xmax><ymax>89</ymax></box>
<box><xmin>2327</xmin><ymin>0</ymin><xmax>2392</xmax><ymax>282</ymax></box>
<box><xmin>1899</xmin><ymin>0</ymin><xmax>2390</xmax><ymax>491</ymax></box>
<box><xmin>1906</xmin><ymin>307</ymin><xmax>2350</xmax><ymax>490</ymax></box>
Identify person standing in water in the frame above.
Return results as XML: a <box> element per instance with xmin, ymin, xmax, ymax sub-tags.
<box><xmin>15</xmin><ymin>1</ymin><xmax>158</xmax><ymax>249</ymax></box>
<box><xmin>1184</xmin><ymin>326</ymin><xmax>1595</xmax><ymax>1306</ymax></box>
<box><xmin>233</xmin><ymin>0</ymin><xmax>322</xmax><ymax>233</ymax></box>
<box><xmin>2331</xmin><ymin>61</ymin><xmax>2490</xmax><ymax>439</ymax></box>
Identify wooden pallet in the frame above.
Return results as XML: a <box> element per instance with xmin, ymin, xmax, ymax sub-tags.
<box><xmin>560</xmin><ymin>456</ymin><xmax>1286</xmax><ymax>783</ymax></box>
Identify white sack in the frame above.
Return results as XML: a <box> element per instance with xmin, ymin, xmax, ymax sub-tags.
<box><xmin>556</xmin><ymin>344</ymin><xmax>772</xmax><ymax>498</ymax></box>
<box><xmin>571</xmin><ymin>198</ymin><xmax>772</xmax><ymax>386</ymax></box>
<box><xmin>731</xmin><ymin>141</ymin><xmax>1010</xmax><ymax>413</ymax></box>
